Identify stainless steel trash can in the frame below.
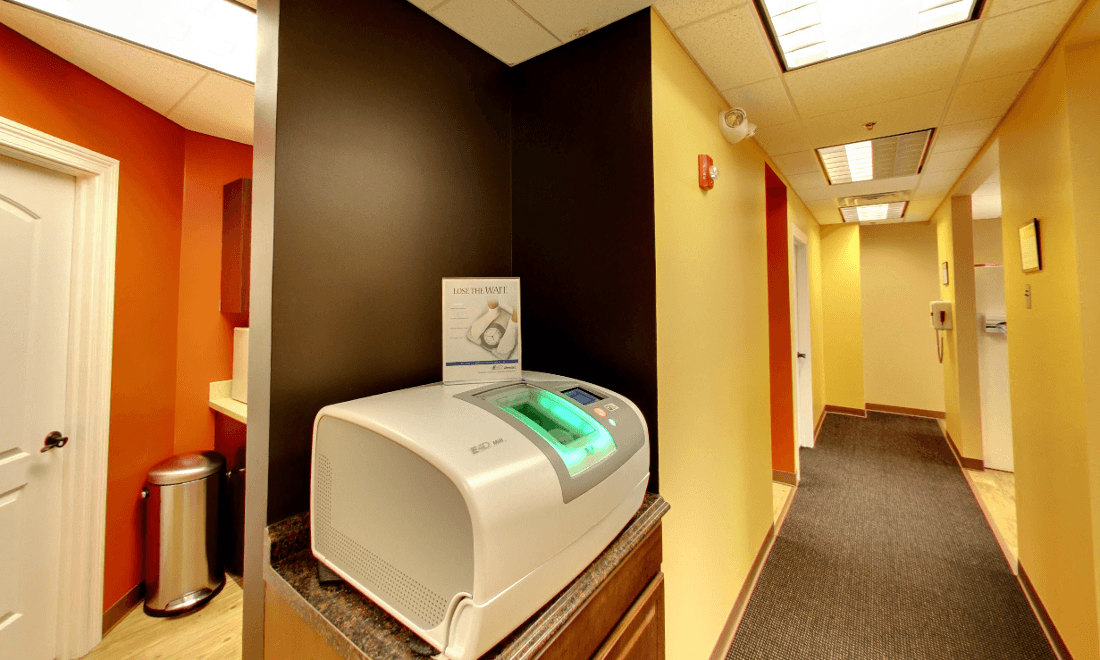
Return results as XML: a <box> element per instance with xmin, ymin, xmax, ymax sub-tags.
<box><xmin>143</xmin><ymin>451</ymin><xmax>226</xmax><ymax>616</ymax></box>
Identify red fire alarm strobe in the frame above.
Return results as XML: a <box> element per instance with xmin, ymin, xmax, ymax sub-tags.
<box><xmin>699</xmin><ymin>154</ymin><xmax>714</xmax><ymax>190</ymax></box>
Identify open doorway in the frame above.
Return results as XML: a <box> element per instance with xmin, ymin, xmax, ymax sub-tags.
<box><xmin>969</xmin><ymin>162</ymin><xmax>1018</xmax><ymax>564</ymax></box>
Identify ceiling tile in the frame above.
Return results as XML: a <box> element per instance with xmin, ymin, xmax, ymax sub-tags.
<box><xmin>795</xmin><ymin>186</ymin><xmax>833</xmax><ymax>202</ymax></box>
<box><xmin>788</xmin><ymin>170</ymin><xmax>829</xmax><ymax>190</ymax></box>
<box><xmin>802</xmin><ymin>90</ymin><xmax>948</xmax><ymax>148</ymax></box>
<box><xmin>924</xmin><ymin>147</ymin><xmax>979</xmax><ymax>173</ymax></box>
<box><xmin>674</xmin><ymin>4</ymin><xmax>779</xmax><ymax>90</ymax></box>
<box><xmin>431</xmin><ymin>0</ymin><xmax>561</xmax><ymax>65</ymax></box>
<box><xmin>828</xmin><ymin>175</ymin><xmax>921</xmax><ymax>199</ymax></box>
<box><xmin>932</xmin><ymin>118</ymin><xmax>1000</xmax><ymax>152</ymax></box>
<box><xmin>987</xmin><ymin>0</ymin><xmax>1065</xmax><ymax>17</ymax></box>
<box><xmin>784</xmin><ymin>23</ymin><xmax>976</xmax><ymax>118</ymax></box>
<box><xmin>944</xmin><ymin>70</ymin><xmax>1032</xmax><ymax>124</ymax></box>
<box><xmin>167</xmin><ymin>74</ymin><xmax>254</xmax><ymax>145</ymax></box>
<box><xmin>653</xmin><ymin>0</ymin><xmax>743</xmax><ymax>30</ymax></box>
<box><xmin>721</xmin><ymin>77</ymin><xmax>796</xmax><ymax>129</ymax></box>
<box><xmin>772</xmin><ymin>151</ymin><xmax>822</xmax><ymax>176</ymax></box>
<box><xmin>516</xmin><ymin>0</ymin><xmax>651</xmax><ymax>41</ymax></box>
<box><xmin>915</xmin><ymin>184</ymin><xmax>953</xmax><ymax>199</ymax></box>
<box><xmin>919</xmin><ymin>168</ymin><xmax>965</xmax><ymax>190</ymax></box>
<box><xmin>0</xmin><ymin>2</ymin><xmax>207</xmax><ymax>115</ymax></box>
<box><xmin>408</xmin><ymin>0</ymin><xmax>447</xmax><ymax>10</ymax></box>
<box><xmin>752</xmin><ymin>121</ymin><xmax>812</xmax><ymax>156</ymax></box>
<box><xmin>807</xmin><ymin>198</ymin><xmax>837</xmax><ymax>213</ymax></box>
<box><xmin>961</xmin><ymin>0</ymin><xmax>1079</xmax><ymax>83</ymax></box>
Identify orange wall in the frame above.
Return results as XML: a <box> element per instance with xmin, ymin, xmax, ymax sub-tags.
<box><xmin>765</xmin><ymin>165</ymin><xmax>795</xmax><ymax>474</ymax></box>
<box><xmin>0</xmin><ymin>23</ymin><xmax>185</xmax><ymax>612</ymax></box>
<box><xmin>175</xmin><ymin>132</ymin><xmax>251</xmax><ymax>459</ymax></box>
<box><xmin>0</xmin><ymin>24</ymin><xmax>252</xmax><ymax>612</ymax></box>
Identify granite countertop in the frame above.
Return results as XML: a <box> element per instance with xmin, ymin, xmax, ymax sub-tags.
<box><xmin>265</xmin><ymin>492</ymin><xmax>669</xmax><ymax>660</ymax></box>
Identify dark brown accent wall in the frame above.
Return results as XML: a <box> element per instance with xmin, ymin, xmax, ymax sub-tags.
<box><xmin>267</xmin><ymin>0</ymin><xmax>513</xmax><ymax>522</ymax></box>
<box><xmin>511</xmin><ymin>9</ymin><xmax>658</xmax><ymax>491</ymax></box>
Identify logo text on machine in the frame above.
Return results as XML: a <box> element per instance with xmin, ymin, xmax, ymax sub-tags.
<box><xmin>470</xmin><ymin>437</ymin><xmax>507</xmax><ymax>455</ymax></box>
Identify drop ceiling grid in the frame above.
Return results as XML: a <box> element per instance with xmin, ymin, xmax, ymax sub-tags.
<box><xmin>665</xmin><ymin>0</ymin><xmax>1081</xmax><ymax>224</ymax></box>
<box><xmin>960</xmin><ymin>0</ymin><xmax>1081</xmax><ymax>83</ymax></box>
<box><xmin>0</xmin><ymin>2</ymin><xmax>208</xmax><ymax>116</ymax></box>
<box><xmin>654</xmin><ymin>0</ymin><xmax>745</xmax><ymax>30</ymax></box>
<box><xmin>673</xmin><ymin>4</ymin><xmax>783</xmax><ymax>90</ymax></box>
<box><xmin>167</xmin><ymin>73</ymin><xmax>255</xmax><ymax>145</ymax></box>
<box><xmin>0</xmin><ymin>1</ymin><xmax>255</xmax><ymax>144</ymax></box>
<box><xmin>782</xmin><ymin>23</ymin><xmax>979</xmax><ymax>119</ymax></box>
<box><xmin>517</xmin><ymin>0</ymin><xmax>652</xmax><ymax>40</ymax></box>
<box><xmin>430</xmin><ymin>0</ymin><xmax>562</xmax><ymax>65</ymax></box>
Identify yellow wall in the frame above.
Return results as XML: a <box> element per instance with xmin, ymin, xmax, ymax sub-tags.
<box><xmin>996</xmin><ymin>43</ymin><xmax>1097</xmax><ymax>659</ymax></box>
<box><xmin>1065</xmin><ymin>36</ymin><xmax>1100</xmax><ymax>642</ymax></box>
<box><xmin>859</xmin><ymin>223</ymin><xmax>945</xmax><ymax>413</ymax></box>
<box><xmin>932</xmin><ymin>197</ymin><xmax>984</xmax><ymax>459</ymax></box>
<box><xmin>929</xmin><ymin>3</ymin><xmax>1100</xmax><ymax>653</ymax></box>
<box><xmin>819</xmin><ymin>224</ymin><xmax>865</xmax><ymax>410</ymax></box>
<box><xmin>651</xmin><ymin>14</ymin><xmax>775</xmax><ymax>658</ymax></box>
<box><xmin>972</xmin><ymin>217</ymin><xmax>1004</xmax><ymax>265</ymax></box>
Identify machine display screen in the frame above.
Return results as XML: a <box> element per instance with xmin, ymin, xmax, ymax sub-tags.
<box><xmin>563</xmin><ymin>387</ymin><xmax>602</xmax><ymax>406</ymax></box>
<box><xmin>480</xmin><ymin>385</ymin><xmax>616</xmax><ymax>477</ymax></box>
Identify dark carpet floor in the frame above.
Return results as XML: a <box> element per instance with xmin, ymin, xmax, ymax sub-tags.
<box><xmin>726</xmin><ymin>411</ymin><xmax>1054</xmax><ymax>660</ymax></box>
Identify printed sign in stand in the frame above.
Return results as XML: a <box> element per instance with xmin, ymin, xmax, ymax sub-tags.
<box><xmin>443</xmin><ymin>278</ymin><xmax>521</xmax><ymax>384</ymax></box>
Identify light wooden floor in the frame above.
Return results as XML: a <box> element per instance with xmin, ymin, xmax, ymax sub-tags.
<box><xmin>966</xmin><ymin>468</ymin><xmax>1018</xmax><ymax>563</ymax></box>
<box><xmin>82</xmin><ymin>579</ymin><xmax>242</xmax><ymax>660</ymax></box>
<box><xmin>772</xmin><ymin>481</ymin><xmax>793</xmax><ymax>524</ymax></box>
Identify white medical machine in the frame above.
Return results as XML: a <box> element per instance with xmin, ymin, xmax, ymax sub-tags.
<box><xmin>310</xmin><ymin>371</ymin><xmax>650</xmax><ymax>660</ymax></box>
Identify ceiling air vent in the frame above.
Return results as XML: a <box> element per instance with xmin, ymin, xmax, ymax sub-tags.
<box><xmin>836</xmin><ymin>191</ymin><xmax>911</xmax><ymax>207</ymax></box>
<box><xmin>839</xmin><ymin>202</ymin><xmax>908</xmax><ymax>223</ymax></box>
<box><xmin>817</xmin><ymin>129</ymin><xmax>933</xmax><ymax>185</ymax></box>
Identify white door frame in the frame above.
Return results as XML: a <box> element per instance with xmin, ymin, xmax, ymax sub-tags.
<box><xmin>0</xmin><ymin>115</ymin><xmax>118</xmax><ymax>659</ymax></box>
<box><xmin>790</xmin><ymin>224</ymin><xmax>814</xmax><ymax>451</ymax></box>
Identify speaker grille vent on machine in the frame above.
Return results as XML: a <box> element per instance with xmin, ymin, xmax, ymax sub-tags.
<box><xmin>314</xmin><ymin>455</ymin><xmax>448</xmax><ymax>629</ymax></box>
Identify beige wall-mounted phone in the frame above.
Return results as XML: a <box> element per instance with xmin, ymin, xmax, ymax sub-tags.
<box><xmin>931</xmin><ymin>301</ymin><xmax>953</xmax><ymax>330</ymax></box>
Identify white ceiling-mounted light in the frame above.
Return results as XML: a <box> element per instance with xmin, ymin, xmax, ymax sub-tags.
<box><xmin>719</xmin><ymin>108</ymin><xmax>757</xmax><ymax>145</ymax></box>
<box><xmin>11</xmin><ymin>0</ymin><xmax>257</xmax><ymax>82</ymax></box>
<box><xmin>758</xmin><ymin>0</ymin><xmax>981</xmax><ymax>70</ymax></box>
<box><xmin>817</xmin><ymin>129</ymin><xmax>933</xmax><ymax>185</ymax></box>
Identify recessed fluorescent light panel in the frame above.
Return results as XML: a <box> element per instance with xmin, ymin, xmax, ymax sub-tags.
<box><xmin>840</xmin><ymin>202</ymin><xmax>908</xmax><ymax>223</ymax></box>
<box><xmin>817</xmin><ymin>129</ymin><xmax>933</xmax><ymax>185</ymax></box>
<box><xmin>758</xmin><ymin>0</ymin><xmax>981</xmax><ymax>70</ymax></box>
<box><xmin>12</xmin><ymin>0</ymin><xmax>256</xmax><ymax>82</ymax></box>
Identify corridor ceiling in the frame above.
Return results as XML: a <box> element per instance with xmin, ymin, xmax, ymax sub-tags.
<box><xmin>0</xmin><ymin>0</ymin><xmax>1084</xmax><ymax>207</ymax></box>
<box><xmin>417</xmin><ymin>0</ymin><xmax>1084</xmax><ymax>224</ymax></box>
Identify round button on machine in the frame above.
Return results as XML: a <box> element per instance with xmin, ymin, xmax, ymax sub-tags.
<box><xmin>593</xmin><ymin>407</ymin><xmax>608</xmax><ymax>418</ymax></box>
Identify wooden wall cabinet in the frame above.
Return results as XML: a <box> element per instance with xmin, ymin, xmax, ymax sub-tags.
<box><xmin>221</xmin><ymin>178</ymin><xmax>252</xmax><ymax>315</ymax></box>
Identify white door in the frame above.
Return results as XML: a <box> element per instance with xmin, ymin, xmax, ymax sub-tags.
<box><xmin>975</xmin><ymin>265</ymin><xmax>1014</xmax><ymax>472</ymax></box>
<box><xmin>794</xmin><ymin>238</ymin><xmax>814</xmax><ymax>448</ymax></box>
<box><xmin>0</xmin><ymin>153</ymin><xmax>76</xmax><ymax>660</ymax></box>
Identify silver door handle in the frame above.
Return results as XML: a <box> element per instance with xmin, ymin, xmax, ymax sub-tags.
<box><xmin>41</xmin><ymin>431</ymin><xmax>68</xmax><ymax>452</ymax></box>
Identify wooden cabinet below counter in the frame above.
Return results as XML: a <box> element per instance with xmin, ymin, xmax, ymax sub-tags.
<box><xmin>265</xmin><ymin>522</ymin><xmax>665</xmax><ymax>660</ymax></box>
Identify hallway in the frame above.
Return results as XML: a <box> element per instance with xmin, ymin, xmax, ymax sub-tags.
<box><xmin>727</xmin><ymin>412</ymin><xmax>1053</xmax><ymax>660</ymax></box>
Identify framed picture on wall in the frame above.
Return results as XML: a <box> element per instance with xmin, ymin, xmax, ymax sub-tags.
<box><xmin>1020</xmin><ymin>219</ymin><xmax>1042</xmax><ymax>273</ymax></box>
